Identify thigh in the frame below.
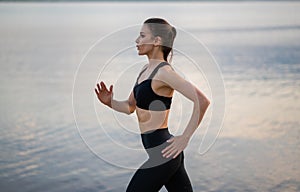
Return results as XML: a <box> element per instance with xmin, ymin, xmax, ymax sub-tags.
<box><xmin>126</xmin><ymin>157</ymin><xmax>181</xmax><ymax>192</ymax></box>
<box><xmin>126</xmin><ymin>166</ymin><xmax>164</xmax><ymax>192</ymax></box>
<box><xmin>165</xmin><ymin>153</ymin><xmax>193</xmax><ymax>192</ymax></box>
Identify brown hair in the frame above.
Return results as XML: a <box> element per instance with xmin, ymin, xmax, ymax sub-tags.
<box><xmin>143</xmin><ymin>18</ymin><xmax>177</xmax><ymax>63</ymax></box>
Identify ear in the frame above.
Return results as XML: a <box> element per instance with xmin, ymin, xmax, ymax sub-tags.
<box><xmin>154</xmin><ymin>36</ymin><xmax>162</xmax><ymax>47</ymax></box>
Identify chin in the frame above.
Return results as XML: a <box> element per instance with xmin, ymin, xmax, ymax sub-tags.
<box><xmin>137</xmin><ymin>51</ymin><xmax>145</xmax><ymax>56</ymax></box>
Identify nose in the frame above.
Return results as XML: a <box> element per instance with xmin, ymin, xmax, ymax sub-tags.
<box><xmin>135</xmin><ymin>36</ymin><xmax>139</xmax><ymax>44</ymax></box>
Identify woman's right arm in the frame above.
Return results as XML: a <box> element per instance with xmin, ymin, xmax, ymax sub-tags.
<box><xmin>95</xmin><ymin>81</ymin><xmax>136</xmax><ymax>115</ymax></box>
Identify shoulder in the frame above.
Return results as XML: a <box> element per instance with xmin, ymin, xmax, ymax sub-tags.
<box><xmin>157</xmin><ymin>63</ymin><xmax>175</xmax><ymax>77</ymax></box>
<box><xmin>155</xmin><ymin>63</ymin><xmax>179</xmax><ymax>87</ymax></box>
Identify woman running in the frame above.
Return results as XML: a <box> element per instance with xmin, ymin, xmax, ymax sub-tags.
<box><xmin>95</xmin><ymin>18</ymin><xmax>210</xmax><ymax>192</ymax></box>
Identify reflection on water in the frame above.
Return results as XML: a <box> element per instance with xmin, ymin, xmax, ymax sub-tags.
<box><xmin>0</xmin><ymin>1</ymin><xmax>299</xmax><ymax>192</ymax></box>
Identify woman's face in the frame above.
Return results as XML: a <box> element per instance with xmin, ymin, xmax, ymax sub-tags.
<box><xmin>135</xmin><ymin>24</ymin><xmax>155</xmax><ymax>56</ymax></box>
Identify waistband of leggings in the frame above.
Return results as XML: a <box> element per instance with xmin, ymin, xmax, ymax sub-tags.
<box><xmin>141</xmin><ymin>128</ymin><xmax>172</xmax><ymax>149</ymax></box>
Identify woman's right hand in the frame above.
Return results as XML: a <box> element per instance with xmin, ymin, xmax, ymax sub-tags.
<box><xmin>95</xmin><ymin>81</ymin><xmax>113</xmax><ymax>108</ymax></box>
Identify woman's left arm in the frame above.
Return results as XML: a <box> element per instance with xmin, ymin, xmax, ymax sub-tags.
<box><xmin>160</xmin><ymin>66</ymin><xmax>211</xmax><ymax>159</ymax></box>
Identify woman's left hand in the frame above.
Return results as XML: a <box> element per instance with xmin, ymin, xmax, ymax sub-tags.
<box><xmin>162</xmin><ymin>135</ymin><xmax>190</xmax><ymax>159</ymax></box>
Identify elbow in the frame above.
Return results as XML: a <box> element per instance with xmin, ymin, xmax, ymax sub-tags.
<box><xmin>126</xmin><ymin>105</ymin><xmax>136</xmax><ymax>115</ymax></box>
<box><xmin>195</xmin><ymin>89</ymin><xmax>210</xmax><ymax>110</ymax></box>
<box><xmin>204</xmin><ymin>98</ymin><xmax>210</xmax><ymax>108</ymax></box>
<box><xmin>202</xmin><ymin>98</ymin><xmax>210</xmax><ymax>110</ymax></box>
<box><xmin>128</xmin><ymin>109</ymin><xmax>135</xmax><ymax>115</ymax></box>
<box><xmin>200</xmin><ymin>97</ymin><xmax>210</xmax><ymax>111</ymax></box>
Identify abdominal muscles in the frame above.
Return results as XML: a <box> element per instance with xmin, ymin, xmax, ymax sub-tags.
<box><xmin>136</xmin><ymin>108</ymin><xmax>170</xmax><ymax>133</ymax></box>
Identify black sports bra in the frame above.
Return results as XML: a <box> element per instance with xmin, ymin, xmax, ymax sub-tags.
<box><xmin>133</xmin><ymin>62</ymin><xmax>173</xmax><ymax>111</ymax></box>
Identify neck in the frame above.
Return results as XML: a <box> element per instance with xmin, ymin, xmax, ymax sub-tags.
<box><xmin>148</xmin><ymin>59</ymin><xmax>165</xmax><ymax>68</ymax></box>
<box><xmin>146</xmin><ymin>47</ymin><xmax>165</xmax><ymax>67</ymax></box>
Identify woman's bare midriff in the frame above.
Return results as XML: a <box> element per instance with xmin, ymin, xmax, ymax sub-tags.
<box><xmin>136</xmin><ymin>107</ymin><xmax>170</xmax><ymax>133</ymax></box>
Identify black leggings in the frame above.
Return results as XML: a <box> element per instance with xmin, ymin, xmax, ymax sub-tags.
<box><xmin>126</xmin><ymin>128</ymin><xmax>193</xmax><ymax>192</ymax></box>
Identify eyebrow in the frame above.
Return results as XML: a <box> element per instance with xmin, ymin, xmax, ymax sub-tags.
<box><xmin>140</xmin><ymin>32</ymin><xmax>145</xmax><ymax>34</ymax></box>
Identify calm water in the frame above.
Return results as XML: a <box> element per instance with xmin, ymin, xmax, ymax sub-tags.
<box><xmin>0</xmin><ymin>1</ymin><xmax>300</xmax><ymax>192</ymax></box>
